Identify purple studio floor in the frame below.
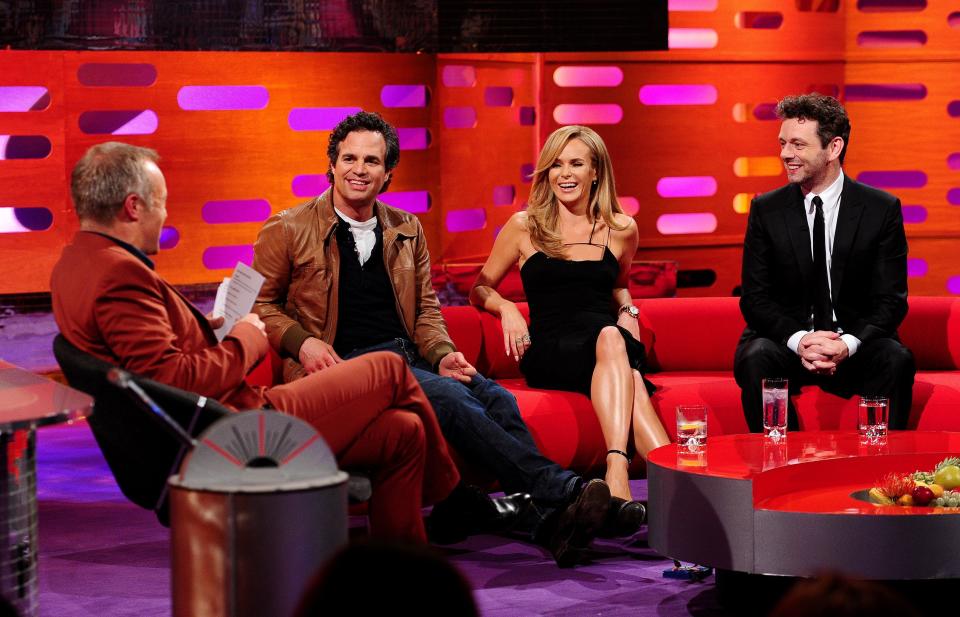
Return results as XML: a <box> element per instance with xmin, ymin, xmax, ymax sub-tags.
<box><xmin>35</xmin><ymin>422</ymin><xmax>728</xmax><ymax>617</ymax></box>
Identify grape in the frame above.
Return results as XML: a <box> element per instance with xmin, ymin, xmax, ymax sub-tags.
<box><xmin>949</xmin><ymin>497</ymin><xmax>959</xmax><ymax>508</ymax></box>
<box><xmin>935</xmin><ymin>497</ymin><xmax>945</xmax><ymax>507</ymax></box>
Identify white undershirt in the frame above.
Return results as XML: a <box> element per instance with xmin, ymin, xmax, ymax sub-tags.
<box><xmin>335</xmin><ymin>208</ymin><xmax>377</xmax><ymax>266</ymax></box>
<box><xmin>786</xmin><ymin>171</ymin><xmax>861</xmax><ymax>357</ymax></box>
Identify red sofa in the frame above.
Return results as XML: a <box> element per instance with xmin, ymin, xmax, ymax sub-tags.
<box><xmin>249</xmin><ymin>296</ymin><xmax>960</xmax><ymax>476</ymax></box>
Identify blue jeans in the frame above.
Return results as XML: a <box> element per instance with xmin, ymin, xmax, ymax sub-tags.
<box><xmin>344</xmin><ymin>338</ymin><xmax>580</xmax><ymax>508</ymax></box>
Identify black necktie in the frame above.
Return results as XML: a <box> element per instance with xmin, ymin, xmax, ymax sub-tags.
<box><xmin>812</xmin><ymin>195</ymin><xmax>833</xmax><ymax>330</ymax></box>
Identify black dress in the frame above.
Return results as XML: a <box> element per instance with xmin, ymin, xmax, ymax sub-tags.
<box><xmin>518</xmin><ymin>243</ymin><xmax>653</xmax><ymax>396</ymax></box>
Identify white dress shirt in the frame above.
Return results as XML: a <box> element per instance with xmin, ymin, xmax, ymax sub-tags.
<box><xmin>786</xmin><ymin>171</ymin><xmax>862</xmax><ymax>357</ymax></box>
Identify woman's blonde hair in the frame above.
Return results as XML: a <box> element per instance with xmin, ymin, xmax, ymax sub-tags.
<box><xmin>526</xmin><ymin>125</ymin><xmax>625</xmax><ymax>258</ymax></box>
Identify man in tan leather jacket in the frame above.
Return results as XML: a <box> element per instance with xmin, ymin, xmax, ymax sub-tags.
<box><xmin>253</xmin><ymin>111</ymin><xmax>632</xmax><ymax>567</ymax></box>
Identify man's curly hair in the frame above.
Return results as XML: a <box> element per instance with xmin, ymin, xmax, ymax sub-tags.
<box><xmin>326</xmin><ymin>111</ymin><xmax>400</xmax><ymax>194</ymax></box>
<box><xmin>776</xmin><ymin>94</ymin><xmax>851</xmax><ymax>164</ymax></box>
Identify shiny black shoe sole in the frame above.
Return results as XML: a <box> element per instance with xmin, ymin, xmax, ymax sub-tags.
<box><xmin>549</xmin><ymin>479</ymin><xmax>611</xmax><ymax>568</ymax></box>
<box><xmin>596</xmin><ymin>497</ymin><xmax>647</xmax><ymax>538</ymax></box>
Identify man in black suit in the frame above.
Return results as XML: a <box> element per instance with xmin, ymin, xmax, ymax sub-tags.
<box><xmin>734</xmin><ymin>94</ymin><xmax>915</xmax><ymax>432</ymax></box>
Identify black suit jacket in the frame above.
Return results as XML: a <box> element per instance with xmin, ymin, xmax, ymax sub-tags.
<box><xmin>739</xmin><ymin>174</ymin><xmax>908</xmax><ymax>346</ymax></box>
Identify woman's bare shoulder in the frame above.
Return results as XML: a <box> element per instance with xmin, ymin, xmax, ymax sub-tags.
<box><xmin>611</xmin><ymin>212</ymin><xmax>637</xmax><ymax>235</ymax></box>
<box><xmin>509</xmin><ymin>210</ymin><xmax>529</xmax><ymax>226</ymax></box>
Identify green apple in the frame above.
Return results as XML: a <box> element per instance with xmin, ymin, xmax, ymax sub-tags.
<box><xmin>934</xmin><ymin>465</ymin><xmax>960</xmax><ymax>490</ymax></box>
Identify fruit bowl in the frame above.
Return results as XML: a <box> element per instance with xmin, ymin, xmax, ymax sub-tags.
<box><xmin>867</xmin><ymin>457</ymin><xmax>960</xmax><ymax>507</ymax></box>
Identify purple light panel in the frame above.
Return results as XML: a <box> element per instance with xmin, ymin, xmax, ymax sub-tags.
<box><xmin>518</xmin><ymin>106</ymin><xmax>536</xmax><ymax>126</ymax></box>
<box><xmin>493</xmin><ymin>185</ymin><xmax>515</xmax><ymax>206</ymax></box>
<box><xmin>442</xmin><ymin>65</ymin><xmax>476</xmax><ymax>87</ymax></box>
<box><xmin>381</xmin><ymin>85</ymin><xmax>428</xmax><ymax>108</ymax></box>
<box><xmin>668</xmin><ymin>28</ymin><xmax>718</xmax><ymax>49</ymax></box>
<box><xmin>640</xmin><ymin>85</ymin><xmax>717</xmax><ymax>106</ymax></box>
<box><xmin>177</xmin><ymin>86</ymin><xmax>269</xmax><ymax>111</ymax></box>
<box><xmin>656</xmin><ymin>176</ymin><xmax>717</xmax><ymax>198</ymax></box>
<box><xmin>947</xmin><ymin>189</ymin><xmax>960</xmax><ymax>205</ymax></box>
<box><xmin>857</xmin><ymin>170</ymin><xmax>926</xmax><ymax>188</ymax></box>
<box><xmin>78</xmin><ymin>110</ymin><xmax>158</xmax><ymax>135</ymax></box>
<box><xmin>948</xmin><ymin>276</ymin><xmax>960</xmax><ymax>295</ymax></box>
<box><xmin>77</xmin><ymin>63</ymin><xmax>157</xmax><ymax>86</ymax></box>
<box><xmin>446</xmin><ymin>209</ymin><xmax>486</xmax><ymax>232</ymax></box>
<box><xmin>381</xmin><ymin>191</ymin><xmax>430</xmax><ymax>214</ymax></box>
<box><xmin>669</xmin><ymin>0</ymin><xmax>718</xmax><ymax>10</ymax></box>
<box><xmin>159</xmin><ymin>226</ymin><xmax>180</xmax><ymax>250</ymax></box>
<box><xmin>397</xmin><ymin>128</ymin><xmax>430</xmax><ymax>150</ymax></box>
<box><xmin>736</xmin><ymin>12</ymin><xmax>783</xmax><ymax>29</ymax></box>
<box><xmin>0</xmin><ymin>87</ymin><xmax>50</xmax><ymax>112</ymax></box>
<box><xmin>520</xmin><ymin>163</ymin><xmax>535</xmax><ymax>183</ymax></box>
<box><xmin>753</xmin><ymin>103</ymin><xmax>778</xmax><ymax>120</ymax></box>
<box><xmin>902</xmin><ymin>205</ymin><xmax>927</xmax><ymax>223</ymax></box>
<box><xmin>857</xmin><ymin>30</ymin><xmax>927</xmax><ymax>47</ymax></box>
<box><xmin>0</xmin><ymin>135</ymin><xmax>51</xmax><ymax>160</ymax></box>
<box><xmin>858</xmin><ymin>0</ymin><xmax>926</xmax><ymax>11</ymax></box>
<box><xmin>552</xmin><ymin>67</ymin><xmax>624</xmax><ymax>87</ymax></box>
<box><xmin>201</xmin><ymin>199</ymin><xmax>271</xmax><ymax>224</ymax></box>
<box><xmin>656</xmin><ymin>213</ymin><xmax>718</xmax><ymax>235</ymax></box>
<box><xmin>485</xmin><ymin>87</ymin><xmax>513</xmax><ymax>107</ymax></box>
<box><xmin>907</xmin><ymin>258</ymin><xmax>928</xmax><ymax>277</ymax></box>
<box><xmin>619</xmin><ymin>196</ymin><xmax>640</xmax><ymax>216</ymax></box>
<box><xmin>291</xmin><ymin>175</ymin><xmax>330</xmax><ymax>197</ymax></box>
<box><xmin>844</xmin><ymin>84</ymin><xmax>926</xmax><ymax>101</ymax></box>
<box><xmin>289</xmin><ymin>107</ymin><xmax>361</xmax><ymax>131</ymax></box>
<box><xmin>444</xmin><ymin>107</ymin><xmax>477</xmax><ymax>129</ymax></box>
<box><xmin>0</xmin><ymin>207</ymin><xmax>52</xmax><ymax>233</ymax></box>
<box><xmin>203</xmin><ymin>245</ymin><xmax>254</xmax><ymax>270</ymax></box>
<box><xmin>948</xmin><ymin>153</ymin><xmax>960</xmax><ymax>169</ymax></box>
<box><xmin>553</xmin><ymin>104</ymin><xmax>623</xmax><ymax>124</ymax></box>
<box><xmin>948</xmin><ymin>101</ymin><xmax>960</xmax><ymax>117</ymax></box>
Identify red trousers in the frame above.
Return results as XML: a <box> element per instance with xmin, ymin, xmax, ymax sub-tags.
<box><xmin>264</xmin><ymin>351</ymin><xmax>459</xmax><ymax>543</ymax></box>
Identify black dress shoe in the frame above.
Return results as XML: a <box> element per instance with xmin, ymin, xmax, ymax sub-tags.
<box><xmin>597</xmin><ymin>497</ymin><xmax>647</xmax><ymax>538</ymax></box>
<box><xmin>545</xmin><ymin>479</ymin><xmax>611</xmax><ymax>567</ymax></box>
<box><xmin>428</xmin><ymin>485</ymin><xmax>532</xmax><ymax>545</ymax></box>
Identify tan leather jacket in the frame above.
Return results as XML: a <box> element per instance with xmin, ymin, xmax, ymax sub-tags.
<box><xmin>253</xmin><ymin>190</ymin><xmax>455</xmax><ymax>381</ymax></box>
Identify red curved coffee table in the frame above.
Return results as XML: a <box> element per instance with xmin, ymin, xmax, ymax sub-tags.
<box><xmin>647</xmin><ymin>431</ymin><xmax>960</xmax><ymax>579</ymax></box>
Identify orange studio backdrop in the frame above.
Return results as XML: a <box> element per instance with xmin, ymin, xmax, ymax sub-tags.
<box><xmin>4</xmin><ymin>1</ymin><xmax>960</xmax><ymax>297</ymax></box>
<box><xmin>0</xmin><ymin>50</ymin><xmax>439</xmax><ymax>292</ymax></box>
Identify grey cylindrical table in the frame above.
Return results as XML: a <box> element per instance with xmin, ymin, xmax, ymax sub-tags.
<box><xmin>0</xmin><ymin>361</ymin><xmax>92</xmax><ymax>617</ymax></box>
<box><xmin>648</xmin><ymin>431</ymin><xmax>960</xmax><ymax>580</ymax></box>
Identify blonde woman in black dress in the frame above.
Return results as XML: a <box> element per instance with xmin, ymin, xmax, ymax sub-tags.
<box><xmin>470</xmin><ymin>125</ymin><xmax>669</xmax><ymax>506</ymax></box>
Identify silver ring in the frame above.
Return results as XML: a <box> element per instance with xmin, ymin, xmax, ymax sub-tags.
<box><xmin>521</xmin><ymin>334</ymin><xmax>531</xmax><ymax>344</ymax></box>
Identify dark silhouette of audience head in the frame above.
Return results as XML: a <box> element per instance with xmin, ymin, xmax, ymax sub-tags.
<box><xmin>296</xmin><ymin>541</ymin><xmax>479</xmax><ymax>617</ymax></box>
<box><xmin>0</xmin><ymin>594</ymin><xmax>20</xmax><ymax>617</ymax></box>
<box><xmin>769</xmin><ymin>572</ymin><xmax>920</xmax><ymax>617</ymax></box>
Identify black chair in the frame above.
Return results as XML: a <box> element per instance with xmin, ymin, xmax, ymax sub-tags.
<box><xmin>53</xmin><ymin>334</ymin><xmax>230</xmax><ymax>525</ymax></box>
<box><xmin>52</xmin><ymin>335</ymin><xmax>372</xmax><ymax>526</ymax></box>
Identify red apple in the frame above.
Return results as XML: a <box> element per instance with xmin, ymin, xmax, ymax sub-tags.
<box><xmin>912</xmin><ymin>485</ymin><xmax>935</xmax><ymax>506</ymax></box>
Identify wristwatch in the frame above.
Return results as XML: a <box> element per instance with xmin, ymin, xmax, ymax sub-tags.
<box><xmin>619</xmin><ymin>304</ymin><xmax>639</xmax><ymax>319</ymax></box>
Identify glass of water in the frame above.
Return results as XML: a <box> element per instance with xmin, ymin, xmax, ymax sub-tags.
<box><xmin>858</xmin><ymin>396</ymin><xmax>889</xmax><ymax>445</ymax></box>
<box><xmin>676</xmin><ymin>405</ymin><xmax>707</xmax><ymax>452</ymax></box>
<box><xmin>762</xmin><ymin>377</ymin><xmax>789</xmax><ymax>442</ymax></box>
